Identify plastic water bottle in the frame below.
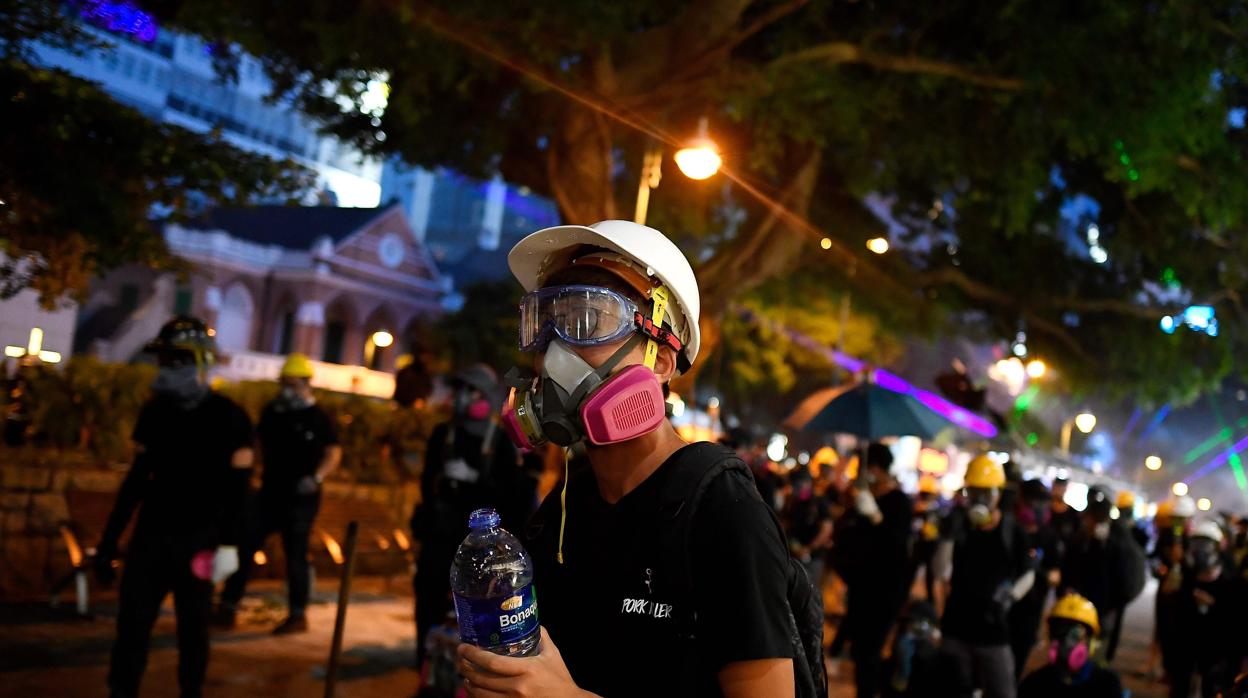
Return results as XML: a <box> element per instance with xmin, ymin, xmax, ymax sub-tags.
<box><xmin>450</xmin><ymin>508</ymin><xmax>541</xmax><ymax>656</ymax></box>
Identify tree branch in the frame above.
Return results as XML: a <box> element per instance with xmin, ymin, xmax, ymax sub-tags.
<box><xmin>770</xmin><ymin>42</ymin><xmax>1025</xmax><ymax>90</ymax></box>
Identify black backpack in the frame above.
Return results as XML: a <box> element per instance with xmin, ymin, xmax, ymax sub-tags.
<box><xmin>656</xmin><ymin>443</ymin><xmax>827</xmax><ymax>698</ymax></box>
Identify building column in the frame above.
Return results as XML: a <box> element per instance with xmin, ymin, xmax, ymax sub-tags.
<box><xmin>292</xmin><ymin>301</ymin><xmax>325</xmax><ymax>359</ymax></box>
<box><xmin>479</xmin><ymin>174</ymin><xmax>506</xmax><ymax>250</ymax></box>
<box><xmin>200</xmin><ymin>284</ymin><xmax>222</xmax><ymax>334</ymax></box>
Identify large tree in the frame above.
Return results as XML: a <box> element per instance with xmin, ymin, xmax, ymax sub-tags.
<box><xmin>0</xmin><ymin>2</ymin><xmax>313</xmax><ymax>306</ymax></box>
<box><xmin>35</xmin><ymin>1</ymin><xmax>1248</xmax><ymax>404</ymax></box>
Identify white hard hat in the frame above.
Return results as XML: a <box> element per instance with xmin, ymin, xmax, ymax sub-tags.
<box><xmin>1190</xmin><ymin>520</ymin><xmax>1224</xmax><ymax>544</ymax></box>
<box><xmin>1173</xmin><ymin>495</ymin><xmax>1198</xmax><ymax>519</ymax></box>
<box><xmin>508</xmin><ymin>220</ymin><xmax>702</xmax><ymax>369</ymax></box>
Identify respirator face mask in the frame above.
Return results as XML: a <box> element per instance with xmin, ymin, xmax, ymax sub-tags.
<box><xmin>966</xmin><ymin>487</ymin><xmax>998</xmax><ymax>527</ymax></box>
<box><xmin>1048</xmin><ymin>620</ymin><xmax>1092</xmax><ymax>676</ymax></box>
<box><xmin>501</xmin><ymin>284</ymin><xmax>684</xmax><ymax>449</ymax></box>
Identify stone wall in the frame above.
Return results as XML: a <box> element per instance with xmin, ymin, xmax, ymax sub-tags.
<box><xmin>0</xmin><ymin>455</ymin><xmax>421</xmax><ymax>601</ymax></box>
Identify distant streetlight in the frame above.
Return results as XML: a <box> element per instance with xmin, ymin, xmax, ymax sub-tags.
<box><xmin>1060</xmin><ymin>412</ymin><xmax>1097</xmax><ymax>456</ymax></box>
<box><xmin>674</xmin><ymin>118</ymin><xmax>722</xmax><ymax>180</ymax></box>
<box><xmin>820</xmin><ymin>237</ymin><xmax>832</xmax><ymax>250</ymax></box>
<box><xmin>1026</xmin><ymin>359</ymin><xmax>1047</xmax><ymax>379</ymax></box>
<box><xmin>1075</xmin><ymin>413</ymin><xmax>1097</xmax><ymax>434</ymax></box>
<box><xmin>4</xmin><ymin>327</ymin><xmax>61</xmax><ymax>364</ymax></box>
<box><xmin>1172</xmin><ymin>482</ymin><xmax>1189</xmax><ymax>497</ymax></box>
<box><xmin>1197</xmin><ymin>497</ymin><xmax>1212</xmax><ymax>511</ymax></box>
<box><xmin>636</xmin><ymin>117</ymin><xmax>721</xmax><ymax>225</ymax></box>
<box><xmin>866</xmin><ymin>237</ymin><xmax>890</xmax><ymax>254</ymax></box>
<box><xmin>371</xmin><ymin>330</ymin><xmax>394</xmax><ymax>348</ymax></box>
<box><xmin>1145</xmin><ymin>455</ymin><xmax>1162</xmax><ymax>471</ymax></box>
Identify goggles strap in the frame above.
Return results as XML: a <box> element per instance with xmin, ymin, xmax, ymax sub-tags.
<box><xmin>643</xmin><ymin>286</ymin><xmax>670</xmax><ymax>371</ymax></box>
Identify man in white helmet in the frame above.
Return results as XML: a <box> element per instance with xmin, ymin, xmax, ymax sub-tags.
<box><xmin>456</xmin><ymin>221</ymin><xmax>809</xmax><ymax>697</ymax></box>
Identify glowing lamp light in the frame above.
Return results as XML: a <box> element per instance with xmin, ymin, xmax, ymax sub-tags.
<box><xmin>1075</xmin><ymin>412</ymin><xmax>1097</xmax><ymax>434</ymax></box>
<box><xmin>674</xmin><ymin>146</ymin><xmax>722</xmax><ymax>180</ymax></box>
<box><xmin>5</xmin><ymin>327</ymin><xmax>62</xmax><ymax>364</ymax></box>
<box><xmin>820</xmin><ymin>238</ymin><xmax>832</xmax><ymax>250</ymax></box>
<box><xmin>866</xmin><ymin>237</ymin><xmax>890</xmax><ymax>254</ymax></box>
<box><xmin>766</xmin><ymin>433</ymin><xmax>788</xmax><ymax>462</ymax></box>
<box><xmin>1172</xmin><ymin>482</ymin><xmax>1189</xmax><ymax>497</ymax></box>
<box><xmin>1145</xmin><ymin>455</ymin><xmax>1162</xmax><ymax>471</ymax></box>
<box><xmin>674</xmin><ymin>117</ymin><xmax>721</xmax><ymax>180</ymax></box>
<box><xmin>1025</xmin><ymin>359</ymin><xmax>1047</xmax><ymax>379</ymax></box>
<box><xmin>253</xmin><ymin>550</ymin><xmax>267</xmax><ymax>565</ymax></box>
<box><xmin>1089</xmin><ymin>245</ymin><xmax>1108</xmax><ymax>264</ymax></box>
<box><xmin>371</xmin><ymin>330</ymin><xmax>394</xmax><ymax>348</ymax></box>
<box><xmin>666</xmin><ymin>392</ymin><xmax>686</xmax><ymax>418</ymax></box>
<box><xmin>1197</xmin><ymin>497</ymin><xmax>1212</xmax><ymax>511</ymax></box>
<box><xmin>393</xmin><ymin>529</ymin><xmax>411</xmax><ymax>551</ymax></box>
<box><xmin>1160</xmin><ymin>315</ymin><xmax>1176</xmax><ymax>334</ymax></box>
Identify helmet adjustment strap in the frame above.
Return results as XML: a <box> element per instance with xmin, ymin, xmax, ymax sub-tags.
<box><xmin>642</xmin><ymin>286</ymin><xmax>670</xmax><ymax>371</ymax></box>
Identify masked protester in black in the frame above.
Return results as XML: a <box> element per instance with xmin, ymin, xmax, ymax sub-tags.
<box><xmin>842</xmin><ymin>443</ymin><xmax>914</xmax><ymax>698</ymax></box>
<box><xmin>215</xmin><ymin>353</ymin><xmax>341</xmax><ymax>634</ymax></box>
<box><xmin>1059</xmin><ymin>486</ymin><xmax>1143</xmax><ymax>663</ymax></box>
<box><xmin>410</xmin><ymin>364</ymin><xmax>538</xmax><ymax>669</ymax></box>
<box><xmin>1008</xmin><ymin>479</ymin><xmax>1062</xmax><ymax>678</ymax></box>
<box><xmin>1050</xmin><ymin>477</ymin><xmax>1081</xmax><ymax>552</ymax></box>
<box><xmin>1167</xmin><ymin>521</ymin><xmax>1248</xmax><ymax>698</ymax></box>
<box><xmin>1019</xmin><ymin>593</ymin><xmax>1123</xmax><ymax>698</ymax></box>
<box><xmin>93</xmin><ymin>316</ymin><xmax>255</xmax><ymax>698</ymax></box>
<box><xmin>882</xmin><ymin>600</ymin><xmax>972</xmax><ymax>698</ymax></box>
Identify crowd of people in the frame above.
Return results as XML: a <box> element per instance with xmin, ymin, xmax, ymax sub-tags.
<box><xmin>724</xmin><ymin>433</ymin><xmax>1248</xmax><ymax>698</ymax></box>
<box><xmin>85</xmin><ymin>218</ymin><xmax>1248</xmax><ymax>698</ymax></box>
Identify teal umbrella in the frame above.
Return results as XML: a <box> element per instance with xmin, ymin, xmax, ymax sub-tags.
<box><xmin>783</xmin><ymin>381</ymin><xmax>950</xmax><ymax>440</ymax></box>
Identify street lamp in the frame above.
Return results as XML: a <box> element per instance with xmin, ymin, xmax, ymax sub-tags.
<box><xmin>1197</xmin><ymin>497</ymin><xmax>1212</xmax><ymax>511</ymax></box>
<box><xmin>1060</xmin><ymin>412</ymin><xmax>1097</xmax><ymax>456</ymax></box>
<box><xmin>866</xmin><ymin>237</ymin><xmax>890</xmax><ymax>254</ymax></box>
<box><xmin>1026</xmin><ymin>359</ymin><xmax>1047</xmax><ymax>379</ymax></box>
<box><xmin>371</xmin><ymin>330</ymin><xmax>394</xmax><ymax>348</ymax></box>
<box><xmin>4</xmin><ymin>327</ymin><xmax>61</xmax><ymax>364</ymax></box>
<box><xmin>1145</xmin><ymin>455</ymin><xmax>1162</xmax><ymax>471</ymax></box>
<box><xmin>1172</xmin><ymin>482</ymin><xmax>1188</xmax><ymax>497</ymax></box>
<box><xmin>635</xmin><ymin>117</ymin><xmax>721</xmax><ymax>225</ymax></box>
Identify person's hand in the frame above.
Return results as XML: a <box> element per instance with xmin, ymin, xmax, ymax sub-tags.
<box><xmin>854</xmin><ymin>490</ymin><xmax>880</xmax><ymax>520</ymax></box>
<box><xmin>296</xmin><ymin>475</ymin><xmax>319</xmax><ymax>496</ymax></box>
<box><xmin>212</xmin><ymin>546</ymin><xmax>239</xmax><ymax>584</ymax></box>
<box><xmin>457</xmin><ymin>627</ymin><xmax>587</xmax><ymax>698</ymax></box>
<box><xmin>92</xmin><ymin>544</ymin><xmax>118</xmax><ymax>586</ymax></box>
<box><xmin>1047</xmin><ymin>569</ymin><xmax>1061</xmax><ymax>587</ymax></box>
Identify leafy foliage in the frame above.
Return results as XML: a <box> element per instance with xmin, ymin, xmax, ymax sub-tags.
<box><xmin>0</xmin><ymin>2</ymin><xmax>314</xmax><ymax>306</ymax></box>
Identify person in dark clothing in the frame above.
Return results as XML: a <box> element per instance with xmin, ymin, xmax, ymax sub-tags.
<box><xmin>908</xmin><ymin>475</ymin><xmax>944</xmax><ymax>602</ymax></box>
<box><xmin>1009</xmin><ymin>478</ymin><xmax>1061</xmax><ymax>679</ymax></box>
<box><xmin>883</xmin><ymin>600</ymin><xmax>972</xmax><ymax>698</ymax></box>
<box><xmin>1019</xmin><ymin>593</ymin><xmax>1123</xmax><ymax>698</ymax></box>
<box><xmin>1167</xmin><ymin>520</ymin><xmax>1248</xmax><ymax>698</ymax></box>
<box><xmin>941</xmin><ymin>454</ymin><xmax>1033</xmax><ymax>698</ymax></box>
<box><xmin>783</xmin><ymin>466</ymin><xmax>834</xmax><ymax>588</ymax></box>
<box><xmin>1151</xmin><ymin>496</ymin><xmax>1195</xmax><ymax>682</ymax></box>
<box><xmin>412</xmin><ymin>364</ymin><xmax>534</xmax><ymax>669</ymax></box>
<box><xmin>216</xmin><ymin>353</ymin><xmax>341</xmax><ymax>634</ymax></box>
<box><xmin>1050</xmin><ymin>477</ymin><xmax>1082</xmax><ymax>551</ymax></box>
<box><xmin>458</xmin><ymin>224</ymin><xmax>801</xmax><ymax>697</ymax></box>
<box><xmin>1060</xmin><ymin>486</ymin><xmax>1139</xmax><ymax>663</ymax></box>
<box><xmin>844</xmin><ymin>442</ymin><xmax>914</xmax><ymax>698</ymax></box>
<box><xmin>93</xmin><ymin>316</ymin><xmax>254</xmax><ymax>698</ymax></box>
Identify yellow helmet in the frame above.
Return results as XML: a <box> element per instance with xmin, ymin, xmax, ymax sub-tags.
<box><xmin>919</xmin><ymin>475</ymin><xmax>940</xmax><ymax>495</ymax></box>
<box><xmin>1116</xmin><ymin>490</ymin><xmax>1136</xmax><ymax>510</ymax></box>
<box><xmin>1050</xmin><ymin>593</ymin><xmax>1100</xmax><ymax>635</ymax></box>
<box><xmin>280</xmin><ymin>353</ymin><xmax>314</xmax><ymax>379</ymax></box>
<box><xmin>964</xmin><ymin>454</ymin><xmax>1005</xmax><ymax>489</ymax></box>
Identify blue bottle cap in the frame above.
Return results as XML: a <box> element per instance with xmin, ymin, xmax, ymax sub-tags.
<box><xmin>468</xmin><ymin>508</ymin><xmax>501</xmax><ymax>530</ymax></box>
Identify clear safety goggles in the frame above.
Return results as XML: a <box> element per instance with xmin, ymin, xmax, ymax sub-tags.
<box><xmin>519</xmin><ymin>285</ymin><xmax>642</xmax><ymax>352</ymax></box>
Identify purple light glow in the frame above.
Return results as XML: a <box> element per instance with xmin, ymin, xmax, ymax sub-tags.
<box><xmin>79</xmin><ymin>0</ymin><xmax>158</xmax><ymax>42</ymax></box>
<box><xmin>1187</xmin><ymin>433</ymin><xmax>1248</xmax><ymax>483</ymax></box>
<box><xmin>873</xmin><ymin>369</ymin><xmax>912</xmax><ymax>394</ymax></box>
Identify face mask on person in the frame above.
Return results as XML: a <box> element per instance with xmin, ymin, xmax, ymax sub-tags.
<box><xmin>1092</xmin><ymin>521</ymin><xmax>1111</xmax><ymax>541</ymax></box>
<box><xmin>152</xmin><ymin>365</ymin><xmax>208</xmax><ymax>408</ymax></box>
<box><xmin>452</xmin><ymin>388</ymin><xmax>491</xmax><ymax>422</ymax></box>
<box><xmin>1048</xmin><ymin>621</ymin><xmax>1092</xmax><ymax>680</ymax></box>
<box><xmin>502</xmin><ymin>336</ymin><xmax>665</xmax><ymax>448</ymax></box>
<box><xmin>1186</xmin><ymin>538</ymin><xmax>1222</xmax><ymax>574</ymax></box>
<box><xmin>966</xmin><ymin>488</ymin><xmax>997</xmax><ymax>527</ymax></box>
<box><xmin>277</xmin><ymin>383</ymin><xmax>314</xmax><ymax>411</ymax></box>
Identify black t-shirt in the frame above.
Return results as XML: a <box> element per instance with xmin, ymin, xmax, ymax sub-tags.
<box><xmin>127</xmin><ymin>392</ymin><xmax>254</xmax><ymax>549</ymax></box>
<box><xmin>942</xmin><ymin>511</ymin><xmax>1030</xmax><ymax>645</ymax></box>
<box><xmin>850</xmin><ymin>489</ymin><xmax>914</xmax><ymax>607</ymax></box>
<box><xmin>1019</xmin><ymin>664</ymin><xmax>1123</xmax><ymax>698</ymax></box>
<box><xmin>529</xmin><ymin>444</ymin><xmax>794</xmax><ymax>697</ymax></box>
<box><xmin>258</xmin><ymin>402</ymin><xmax>338</xmax><ymax>496</ymax></box>
<box><xmin>784</xmin><ymin>493</ymin><xmax>832</xmax><ymax>547</ymax></box>
<box><xmin>1173</xmin><ymin>572</ymin><xmax>1248</xmax><ymax>660</ymax></box>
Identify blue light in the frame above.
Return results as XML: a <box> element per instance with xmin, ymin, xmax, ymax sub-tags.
<box><xmin>1183</xmin><ymin>305</ymin><xmax>1214</xmax><ymax>330</ymax></box>
<box><xmin>79</xmin><ymin>0</ymin><xmax>158</xmax><ymax>43</ymax></box>
<box><xmin>1160</xmin><ymin>315</ymin><xmax>1176</xmax><ymax>333</ymax></box>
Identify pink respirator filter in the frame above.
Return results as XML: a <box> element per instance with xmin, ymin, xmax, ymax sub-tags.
<box><xmin>580</xmin><ymin>365</ymin><xmax>666</xmax><ymax>446</ymax></box>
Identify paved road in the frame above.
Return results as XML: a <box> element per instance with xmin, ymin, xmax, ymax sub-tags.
<box><xmin>0</xmin><ymin>576</ymin><xmax>1173</xmax><ymax>697</ymax></box>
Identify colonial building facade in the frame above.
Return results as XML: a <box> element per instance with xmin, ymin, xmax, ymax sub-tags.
<box><xmin>78</xmin><ymin>203</ymin><xmax>447</xmax><ymax>396</ymax></box>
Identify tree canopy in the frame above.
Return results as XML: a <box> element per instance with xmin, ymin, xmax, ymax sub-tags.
<box><xmin>15</xmin><ymin>0</ymin><xmax>1248</xmax><ymax>407</ymax></box>
<box><xmin>0</xmin><ymin>1</ymin><xmax>312</xmax><ymax>306</ymax></box>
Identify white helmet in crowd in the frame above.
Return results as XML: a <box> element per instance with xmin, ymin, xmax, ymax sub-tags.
<box><xmin>509</xmin><ymin>220</ymin><xmax>702</xmax><ymax>371</ymax></box>
<box><xmin>1173</xmin><ymin>495</ymin><xmax>1198</xmax><ymax>519</ymax></box>
<box><xmin>1190</xmin><ymin>520</ymin><xmax>1224</xmax><ymax>544</ymax></box>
